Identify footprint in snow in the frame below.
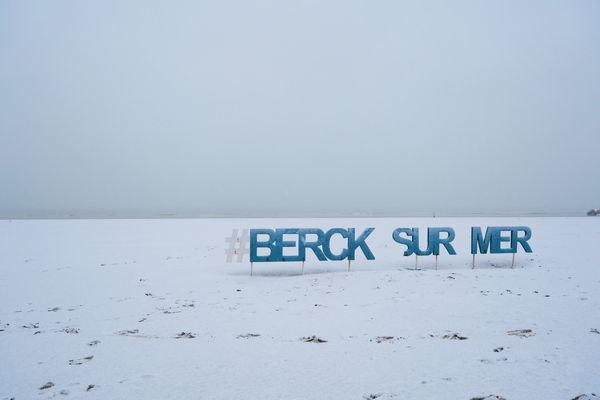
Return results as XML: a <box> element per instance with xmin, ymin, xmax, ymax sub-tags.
<box><xmin>506</xmin><ymin>329</ymin><xmax>535</xmax><ymax>338</ymax></box>
<box><xmin>39</xmin><ymin>382</ymin><xmax>54</xmax><ymax>390</ymax></box>
<box><xmin>116</xmin><ymin>329</ymin><xmax>139</xmax><ymax>336</ymax></box>
<box><xmin>174</xmin><ymin>332</ymin><xmax>196</xmax><ymax>339</ymax></box>
<box><xmin>59</xmin><ymin>327</ymin><xmax>80</xmax><ymax>334</ymax></box>
<box><xmin>371</xmin><ymin>336</ymin><xmax>401</xmax><ymax>343</ymax></box>
<box><xmin>115</xmin><ymin>329</ymin><xmax>158</xmax><ymax>339</ymax></box>
<box><xmin>69</xmin><ymin>356</ymin><xmax>93</xmax><ymax>365</ymax></box>
<box><xmin>302</xmin><ymin>336</ymin><xmax>327</xmax><ymax>343</ymax></box>
<box><xmin>441</xmin><ymin>333</ymin><xmax>468</xmax><ymax>340</ymax></box>
<box><xmin>363</xmin><ymin>393</ymin><xmax>397</xmax><ymax>400</ymax></box>
<box><xmin>237</xmin><ymin>333</ymin><xmax>261</xmax><ymax>339</ymax></box>
<box><xmin>479</xmin><ymin>357</ymin><xmax>508</xmax><ymax>364</ymax></box>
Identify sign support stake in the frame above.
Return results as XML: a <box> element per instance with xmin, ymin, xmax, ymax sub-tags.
<box><xmin>511</xmin><ymin>253</ymin><xmax>515</xmax><ymax>268</ymax></box>
<box><xmin>435</xmin><ymin>255</ymin><xmax>438</xmax><ymax>270</ymax></box>
<box><xmin>347</xmin><ymin>259</ymin><xmax>351</xmax><ymax>272</ymax></box>
<box><xmin>250</xmin><ymin>262</ymin><xmax>253</xmax><ymax>277</ymax></box>
<box><xmin>472</xmin><ymin>254</ymin><xmax>476</xmax><ymax>269</ymax></box>
<box><xmin>415</xmin><ymin>254</ymin><xmax>418</xmax><ymax>270</ymax></box>
<box><xmin>302</xmin><ymin>261</ymin><xmax>304</xmax><ymax>274</ymax></box>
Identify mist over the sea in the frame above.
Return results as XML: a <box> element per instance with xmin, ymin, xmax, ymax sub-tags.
<box><xmin>2</xmin><ymin>1</ymin><xmax>599</xmax><ymax>218</ymax></box>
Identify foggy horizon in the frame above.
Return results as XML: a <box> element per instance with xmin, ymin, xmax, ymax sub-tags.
<box><xmin>0</xmin><ymin>206</ymin><xmax>591</xmax><ymax>220</ymax></box>
<box><xmin>2</xmin><ymin>1</ymin><xmax>599</xmax><ymax>218</ymax></box>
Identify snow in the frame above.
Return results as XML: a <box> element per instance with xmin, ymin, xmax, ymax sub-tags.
<box><xmin>0</xmin><ymin>217</ymin><xmax>599</xmax><ymax>400</ymax></box>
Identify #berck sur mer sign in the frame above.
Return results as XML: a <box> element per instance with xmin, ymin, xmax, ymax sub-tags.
<box><xmin>248</xmin><ymin>226</ymin><xmax>532</xmax><ymax>266</ymax></box>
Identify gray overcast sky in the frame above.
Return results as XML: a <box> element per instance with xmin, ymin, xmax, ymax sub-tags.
<box><xmin>1</xmin><ymin>1</ymin><xmax>599</xmax><ymax>217</ymax></box>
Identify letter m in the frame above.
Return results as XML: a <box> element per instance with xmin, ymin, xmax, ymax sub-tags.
<box><xmin>471</xmin><ymin>226</ymin><xmax>492</xmax><ymax>254</ymax></box>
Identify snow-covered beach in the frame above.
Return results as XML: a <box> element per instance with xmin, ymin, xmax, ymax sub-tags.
<box><xmin>1</xmin><ymin>217</ymin><xmax>599</xmax><ymax>400</ymax></box>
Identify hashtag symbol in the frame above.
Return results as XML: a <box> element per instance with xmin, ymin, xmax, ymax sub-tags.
<box><xmin>225</xmin><ymin>229</ymin><xmax>249</xmax><ymax>263</ymax></box>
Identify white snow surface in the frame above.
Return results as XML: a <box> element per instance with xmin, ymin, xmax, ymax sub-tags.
<box><xmin>0</xmin><ymin>217</ymin><xmax>599</xmax><ymax>400</ymax></box>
